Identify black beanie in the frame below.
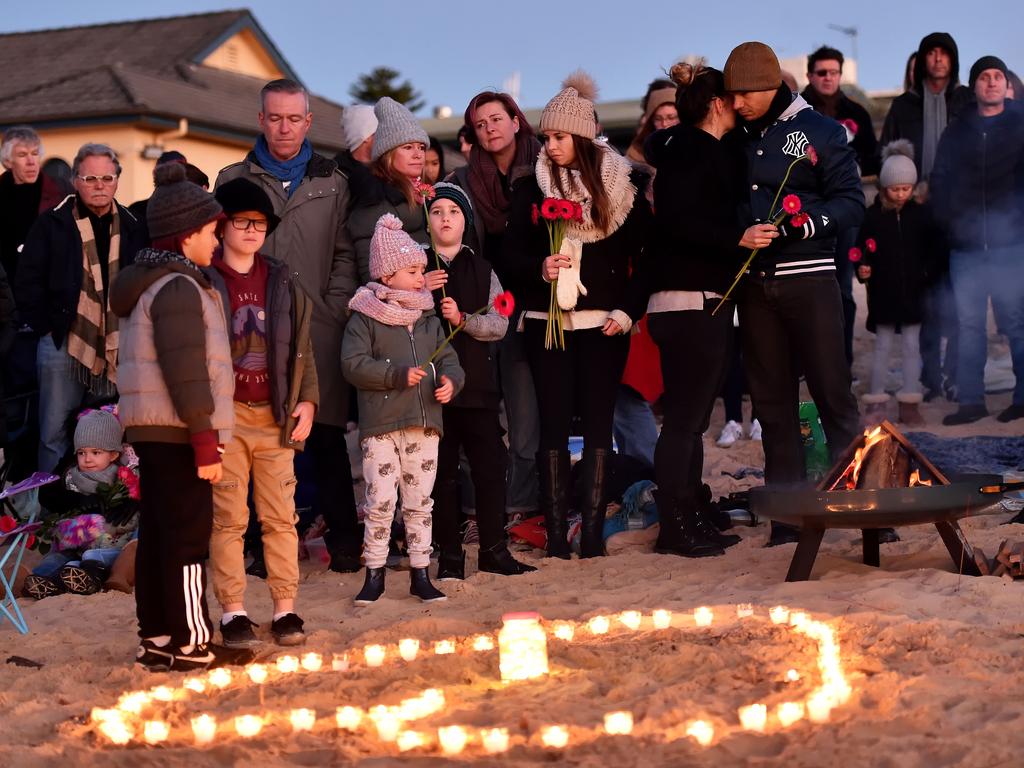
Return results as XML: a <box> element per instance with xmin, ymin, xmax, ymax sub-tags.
<box><xmin>214</xmin><ymin>178</ymin><xmax>281</xmax><ymax>235</ymax></box>
<box><xmin>147</xmin><ymin>163</ymin><xmax>223</xmax><ymax>239</ymax></box>
<box><xmin>969</xmin><ymin>55</ymin><xmax>1008</xmax><ymax>89</ymax></box>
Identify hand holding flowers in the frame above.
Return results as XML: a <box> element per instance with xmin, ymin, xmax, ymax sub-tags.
<box><xmin>422</xmin><ymin>291</ymin><xmax>516</xmax><ymax>368</ymax></box>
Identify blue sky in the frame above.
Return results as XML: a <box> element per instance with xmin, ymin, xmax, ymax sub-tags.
<box><xmin>5</xmin><ymin>1</ymin><xmax>1022</xmax><ymax>112</ymax></box>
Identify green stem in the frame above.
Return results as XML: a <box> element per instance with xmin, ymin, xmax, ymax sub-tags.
<box><xmin>423</xmin><ymin>303</ymin><xmax>492</xmax><ymax>367</ymax></box>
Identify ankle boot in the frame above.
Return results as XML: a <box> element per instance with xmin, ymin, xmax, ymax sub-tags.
<box><xmin>538</xmin><ymin>450</ymin><xmax>571</xmax><ymax>559</ymax></box>
<box><xmin>353</xmin><ymin>567</ymin><xmax>386</xmax><ymax>605</ymax></box>
<box><xmin>579</xmin><ymin>449</ymin><xmax>609</xmax><ymax>558</ymax></box>
<box><xmin>652</xmin><ymin>490</ymin><xmax>724</xmax><ymax>558</ymax></box>
<box><xmin>436</xmin><ymin>550</ymin><xmax>466</xmax><ymax>581</ymax></box>
<box><xmin>105</xmin><ymin>538</ymin><xmax>137</xmax><ymax>593</ymax></box>
<box><xmin>479</xmin><ymin>546</ymin><xmax>537</xmax><ymax>575</ymax></box>
<box><xmin>696</xmin><ymin>484</ymin><xmax>741</xmax><ymax>549</ymax></box>
<box><xmin>409</xmin><ymin>567</ymin><xmax>447</xmax><ymax>602</ymax></box>
<box><xmin>897</xmin><ymin>399</ymin><xmax>925</xmax><ymax>426</ymax></box>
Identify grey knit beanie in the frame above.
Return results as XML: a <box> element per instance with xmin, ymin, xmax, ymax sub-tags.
<box><xmin>371</xmin><ymin>97</ymin><xmax>429</xmax><ymax>161</ymax></box>
<box><xmin>430</xmin><ymin>181</ymin><xmax>474</xmax><ymax>229</ymax></box>
<box><xmin>879</xmin><ymin>140</ymin><xmax>918</xmax><ymax>188</ymax></box>
<box><xmin>74</xmin><ymin>409</ymin><xmax>123</xmax><ymax>452</ymax></box>
<box><xmin>147</xmin><ymin>162</ymin><xmax>223</xmax><ymax>239</ymax></box>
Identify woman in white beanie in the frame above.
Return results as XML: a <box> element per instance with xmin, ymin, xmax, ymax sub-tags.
<box><xmin>498</xmin><ymin>72</ymin><xmax>653</xmax><ymax>560</ymax></box>
<box><xmin>346</xmin><ymin>97</ymin><xmax>431</xmax><ymax>284</ymax></box>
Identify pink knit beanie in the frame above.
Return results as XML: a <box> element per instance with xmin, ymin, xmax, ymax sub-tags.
<box><xmin>368</xmin><ymin>213</ymin><xmax>427</xmax><ymax>280</ymax></box>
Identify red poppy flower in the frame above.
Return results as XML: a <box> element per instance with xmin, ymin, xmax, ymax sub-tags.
<box><xmin>531</xmin><ymin>203</ymin><xmax>539</xmax><ymax>226</ymax></box>
<box><xmin>848</xmin><ymin>247</ymin><xmax>862</xmax><ymax>263</ymax></box>
<box><xmin>805</xmin><ymin>146</ymin><xmax>819</xmax><ymax>166</ymax></box>
<box><xmin>865</xmin><ymin>238</ymin><xmax>877</xmax><ymax>253</ymax></box>
<box><xmin>558</xmin><ymin>200</ymin><xmax>575</xmax><ymax>220</ymax></box>
<box><xmin>840</xmin><ymin>119</ymin><xmax>859</xmax><ymax>136</ymax></box>
<box><xmin>0</xmin><ymin>515</ymin><xmax>16</xmax><ymax>534</ymax></box>
<box><xmin>789</xmin><ymin>212</ymin><xmax>810</xmax><ymax>228</ymax></box>
<box><xmin>782</xmin><ymin>194</ymin><xmax>802</xmax><ymax>214</ymax></box>
<box><xmin>540</xmin><ymin>198</ymin><xmax>561</xmax><ymax>220</ymax></box>
<box><xmin>573</xmin><ymin>202</ymin><xmax>584</xmax><ymax>221</ymax></box>
<box><xmin>493</xmin><ymin>291</ymin><xmax>515</xmax><ymax>318</ymax></box>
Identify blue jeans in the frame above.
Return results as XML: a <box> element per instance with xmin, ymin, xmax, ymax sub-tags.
<box><xmin>613</xmin><ymin>385</ymin><xmax>658</xmax><ymax>469</ymax></box>
<box><xmin>950</xmin><ymin>247</ymin><xmax>1024</xmax><ymax>406</ymax></box>
<box><xmin>499</xmin><ymin>325</ymin><xmax>540</xmax><ymax>514</ymax></box>
<box><xmin>36</xmin><ymin>335</ymin><xmax>87</xmax><ymax>473</ymax></box>
<box><xmin>32</xmin><ymin>547</ymin><xmax>121</xmax><ymax>578</ymax></box>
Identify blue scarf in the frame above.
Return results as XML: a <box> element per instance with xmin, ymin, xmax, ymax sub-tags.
<box><xmin>252</xmin><ymin>135</ymin><xmax>312</xmax><ymax>198</ymax></box>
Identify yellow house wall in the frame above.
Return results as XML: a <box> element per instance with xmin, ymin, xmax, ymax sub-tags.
<box><xmin>201</xmin><ymin>29</ymin><xmax>283</xmax><ymax>80</ymax></box>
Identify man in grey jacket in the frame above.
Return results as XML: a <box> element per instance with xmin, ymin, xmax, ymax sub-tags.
<box><xmin>216</xmin><ymin>79</ymin><xmax>361</xmax><ymax>571</ymax></box>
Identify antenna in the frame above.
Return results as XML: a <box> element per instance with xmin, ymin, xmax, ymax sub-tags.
<box><xmin>828</xmin><ymin>23</ymin><xmax>858</xmax><ymax>63</ymax></box>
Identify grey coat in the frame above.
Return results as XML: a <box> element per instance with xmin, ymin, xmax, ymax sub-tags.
<box><xmin>215</xmin><ymin>152</ymin><xmax>357</xmax><ymax>427</ymax></box>
<box><xmin>346</xmin><ymin>174</ymin><xmax>429</xmax><ymax>284</ymax></box>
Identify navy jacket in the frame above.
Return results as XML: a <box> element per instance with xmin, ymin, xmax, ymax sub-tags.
<box><xmin>736</xmin><ymin>91</ymin><xmax>865</xmax><ymax>279</ymax></box>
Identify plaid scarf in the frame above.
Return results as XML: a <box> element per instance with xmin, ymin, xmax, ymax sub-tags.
<box><xmin>66</xmin><ymin>200</ymin><xmax>120</xmax><ymax>394</ymax></box>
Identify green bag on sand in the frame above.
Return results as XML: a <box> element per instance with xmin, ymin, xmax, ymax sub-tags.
<box><xmin>800</xmin><ymin>401</ymin><xmax>830</xmax><ymax>482</ymax></box>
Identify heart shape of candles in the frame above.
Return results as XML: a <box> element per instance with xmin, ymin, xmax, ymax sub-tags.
<box><xmin>87</xmin><ymin>606</ymin><xmax>852</xmax><ymax>754</ymax></box>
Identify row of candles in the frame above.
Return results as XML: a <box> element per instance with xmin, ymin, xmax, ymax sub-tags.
<box><xmin>92</xmin><ymin>604</ymin><xmax>851</xmax><ymax>751</ymax></box>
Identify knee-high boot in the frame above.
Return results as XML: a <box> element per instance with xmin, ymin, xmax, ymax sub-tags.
<box><xmin>538</xmin><ymin>449</ymin><xmax>571</xmax><ymax>559</ymax></box>
<box><xmin>579</xmin><ymin>448</ymin><xmax>609</xmax><ymax>558</ymax></box>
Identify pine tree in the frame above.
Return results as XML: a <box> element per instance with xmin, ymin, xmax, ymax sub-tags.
<box><xmin>349</xmin><ymin>67</ymin><xmax>425</xmax><ymax>113</ymax></box>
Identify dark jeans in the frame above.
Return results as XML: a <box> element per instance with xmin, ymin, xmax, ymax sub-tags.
<box><xmin>299</xmin><ymin>422</ymin><xmax>360</xmax><ymax>556</ymax></box>
<box><xmin>739</xmin><ymin>276</ymin><xmax>860</xmax><ymax>485</ymax></box>
<box><xmin>722</xmin><ymin>340</ymin><xmax>746</xmax><ymax>424</ymax></box>
<box><xmin>920</xmin><ymin>275</ymin><xmax>958</xmax><ymax>392</ymax></box>
<box><xmin>498</xmin><ymin>322</ymin><xmax>540</xmax><ymax>513</ymax></box>
<box><xmin>432</xmin><ymin>407</ymin><xmax>509</xmax><ymax>556</ymax></box>
<box><xmin>835</xmin><ymin>227</ymin><xmax>858</xmax><ymax>367</ymax></box>
<box><xmin>649</xmin><ymin>305</ymin><xmax>734</xmax><ymax>506</ymax></box>
<box><xmin>134</xmin><ymin>442</ymin><xmax>214</xmax><ymax>648</ymax></box>
<box><xmin>524</xmin><ymin>323</ymin><xmax>630</xmax><ymax>453</ymax></box>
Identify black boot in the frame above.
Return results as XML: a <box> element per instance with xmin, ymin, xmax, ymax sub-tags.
<box><xmin>478</xmin><ymin>546</ymin><xmax>537</xmax><ymax>575</ymax></box>
<box><xmin>353</xmin><ymin>567</ymin><xmax>385</xmax><ymax>605</ymax></box>
<box><xmin>653</xmin><ymin>490</ymin><xmax>724</xmax><ymax>558</ymax></box>
<box><xmin>538</xmin><ymin>450</ymin><xmax>571</xmax><ymax>559</ymax></box>
<box><xmin>409</xmin><ymin>567</ymin><xmax>447</xmax><ymax>602</ymax></box>
<box><xmin>695</xmin><ymin>484</ymin><xmax>741</xmax><ymax>548</ymax></box>
<box><xmin>766</xmin><ymin>522</ymin><xmax>801</xmax><ymax>547</ymax></box>
<box><xmin>579</xmin><ymin>449</ymin><xmax>609</xmax><ymax>558</ymax></box>
<box><xmin>436</xmin><ymin>550</ymin><xmax>466</xmax><ymax>581</ymax></box>
<box><xmin>875</xmin><ymin>527</ymin><xmax>900</xmax><ymax>543</ymax></box>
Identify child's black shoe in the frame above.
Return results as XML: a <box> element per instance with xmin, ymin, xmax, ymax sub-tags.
<box><xmin>410</xmin><ymin>567</ymin><xmax>447</xmax><ymax>602</ymax></box>
<box><xmin>23</xmin><ymin>574</ymin><xmax>63</xmax><ymax>600</ymax></box>
<box><xmin>220</xmin><ymin>615</ymin><xmax>261</xmax><ymax>648</ymax></box>
<box><xmin>135</xmin><ymin>640</ymin><xmax>174</xmax><ymax>672</ymax></box>
<box><xmin>354</xmin><ymin>567</ymin><xmax>386</xmax><ymax>605</ymax></box>
<box><xmin>59</xmin><ymin>563</ymin><xmax>105</xmax><ymax>595</ymax></box>
<box><xmin>271</xmin><ymin>613</ymin><xmax>306</xmax><ymax>646</ymax></box>
<box><xmin>171</xmin><ymin>643</ymin><xmax>256</xmax><ymax>671</ymax></box>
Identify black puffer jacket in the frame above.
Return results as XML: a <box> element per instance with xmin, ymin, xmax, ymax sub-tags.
<box><xmin>801</xmin><ymin>88</ymin><xmax>880</xmax><ymax>176</ymax></box>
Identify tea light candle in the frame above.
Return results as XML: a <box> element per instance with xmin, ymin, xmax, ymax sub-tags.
<box><xmin>619</xmin><ymin>611</ymin><xmax>642</xmax><ymax>631</ymax></box>
<box><xmin>143</xmin><ymin>720</ymin><xmax>170</xmax><ymax>745</ymax></box>
<box><xmin>785</xmin><ymin>669</ymin><xmax>800</xmax><ymax>682</ymax></box>
<box><xmin>736</xmin><ymin>603</ymin><xmax>754</xmax><ymax>618</ymax></box>
<box><xmin>99</xmin><ymin>719</ymin><xmax>133</xmax><ymax>745</ymax></box>
<box><xmin>481</xmin><ymin>727</ymin><xmax>510</xmax><ymax>754</ymax></box>
<box><xmin>332</xmin><ymin>653</ymin><xmax>350</xmax><ymax>671</ymax></box>
<box><xmin>235</xmin><ymin>714</ymin><xmax>263</xmax><ymax>738</ymax></box>
<box><xmin>686</xmin><ymin>720</ymin><xmax>714</xmax><ymax>746</ymax></box>
<box><xmin>191</xmin><ymin>714</ymin><xmax>217</xmax><ymax>745</ymax></box>
<box><xmin>438</xmin><ymin>725</ymin><xmax>468</xmax><ymax>755</ymax></box>
<box><xmin>369</xmin><ymin>706</ymin><xmax>401</xmax><ymax>742</ymax></box>
<box><xmin>276</xmin><ymin>655</ymin><xmax>300</xmax><ymax>674</ymax></box>
<box><xmin>91</xmin><ymin>707</ymin><xmax>121</xmax><ymax>723</ymax></box>
<box><xmin>290</xmin><ymin>708</ymin><xmax>316</xmax><ymax>732</ymax></box>
<box><xmin>364</xmin><ymin>644</ymin><xmax>386</xmax><ymax>667</ymax></box>
<box><xmin>588</xmin><ymin>615</ymin><xmax>610</xmax><ymax>635</ymax></box>
<box><xmin>247</xmin><ymin>664</ymin><xmax>268</xmax><ymax>685</ymax></box>
<box><xmin>652</xmin><ymin>609</ymin><xmax>672</xmax><ymax>630</ymax></box>
<box><xmin>434</xmin><ymin>639</ymin><xmax>456</xmax><ymax>655</ymax></box>
<box><xmin>552</xmin><ymin>621</ymin><xmax>575</xmax><ymax>641</ymax></box>
<box><xmin>472</xmin><ymin>634</ymin><xmax>495</xmax><ymax>651</ymax></box>
<box><xmin>397</xmin><ymin>730</ymin><xmax>426</xmax><ymax>752</ymax></box>
<box><xmin>693</xmin><ymin>607</ymin><xmax>714</xmax><ymax>627</ymax></box>
<box><xmin>421</xmin><ymin>689</ymin><xmax>445</xmax><ymax>713</ymax></box>
<box><xmin>776</xmin><ymin>701</ymin><xmax>804</xmax><ymax>728</ymax></box>
<box><xmin>117</xmin><ymin>691</ymin><xmax>150</xmax><ymax>714</ymax></box>
<box><xmin>738</xmin><ymin>703</ymin><xmax>768</xmax><ymax>732</ymax></box>
<box><xmin>399</xmin><ymin>638</ymin><xmax>420</xmax><ymax>661</ymax></box>
<box><xmin>183</xmin><ymin>677</ymin><xmax>206</xmax><ymax>694</ymax></box>
<box><xmin>150</xmin><ymin>686</ymin><xmax>174</xmax><ymax>702</ymax></box>
<box><xmin>541</xmin><ymin>725</ymin><xmax>569</xmax><ymax>748</ymax></box>
<box><xmin>604</xmin><ymin>711</ymin><xmax>634</xmax><ymax>735</ymax></box>
<box><xmin>499</xmin><ymin>612</ymin><xmax>549</xmax><ymax>682</ymax></box>
<box><xmin>769</xmin><ymin>605</ymin><xmax>790</xmax><ymax>624</ymax></box>
<box><xmin>335</xmin><ymin>706</ymin><xmax>363</xmax><ymax>731</ymax></box>
<box><xmin>301</xmin><ymin>652</ymin><xmax>323</xmax><ymax>672</ymax></box>
<box><xmin>789</xmin><ymin>611</ymin><xmax>809</xmax><ymax>628</ymax></box>
<box><xmin>207</xmin><ymin>668</ymin><xmax>231</xmax><ymax>689</ymax></box>
<box><xmin>807</xmin><ymin>692</ymin><xmax>833</xmax><ymax>723</ymax></box>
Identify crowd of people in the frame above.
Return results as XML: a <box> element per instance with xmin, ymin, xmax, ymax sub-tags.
<box><xmin>0</xmin><ymin>32</ymin><xmax>1022</xmax><ymax>671</ymax></box>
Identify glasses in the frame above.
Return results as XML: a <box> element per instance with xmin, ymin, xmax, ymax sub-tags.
<box><xmin>229</xmin><ymin>217</ymin><xmax>269</xmax><ymax>232</ymax></box>
<box><xmin>76</xmin><ymin>174</ymin><xmax>118</xmax><ymax>185</ymax></box>
<box><xmin>813</xmin><ymin>69</ymin><xmax>841</xmax><ymax>78</ymax></box>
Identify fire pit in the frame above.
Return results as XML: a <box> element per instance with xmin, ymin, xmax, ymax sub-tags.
<box><xmin>750</xmin><ymin>421</ymin><xmax>1010</xmax><ymax>581</ymax></box>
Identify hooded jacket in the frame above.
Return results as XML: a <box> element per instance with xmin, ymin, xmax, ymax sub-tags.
<box><xmin>346</xmin><ymin>172</ymin><xmax>429</xmax><ymax>285</ymax></box>
<box><xmin>880</xmin><ymin>32</ymin><xmax>973</xmax><ymax>174</ymax></box>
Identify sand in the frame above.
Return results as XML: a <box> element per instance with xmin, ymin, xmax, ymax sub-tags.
<box><xmin>2</xmin><ymin>282</ymin><xmax>1023</xmax><ymax>767</ymax></box>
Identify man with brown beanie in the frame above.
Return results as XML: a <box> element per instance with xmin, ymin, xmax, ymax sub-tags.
<box><xmin>724</xmin><ymin>41</ymin><xmax>864</xmax><ymax>547</ymax></box>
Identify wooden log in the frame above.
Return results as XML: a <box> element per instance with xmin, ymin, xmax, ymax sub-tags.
<box><xmin>856</xmin><ymin>436</ymin><xmax>911</xmax><ymax>490</ymax></box>
<box><xmin>880</xmin><ymin>420</ymin><xmax>951</xmax><ymax>485</ymax></box>
<box><xmin>1010</xmin><ymin>543</ymin><xmax>1024</xmax><ymax>564</ymax></box>
<box><xmin>994</xmin><ymin>540</ymin><xmax>1012</xmax><ymax>568</ymax></box>
<box><xmin>973</xmin><ymin>547</ymin><xmax>991</xmax><ymax>576</ymax></box>
<box><xmin>992</xmin><ymin>562</ymin><xmax>1009</xmax><ymax>577</ymax></box>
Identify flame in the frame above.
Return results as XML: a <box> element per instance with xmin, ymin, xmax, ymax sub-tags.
<box><xmin>909</xmin><ymin>470</ymin><xmax>933</xmax><ymax>487</ymax></box>
<box><xmin>832</xmin><ymin>426</ymin><xmax>886</xmax><ymax>490</ymax></box>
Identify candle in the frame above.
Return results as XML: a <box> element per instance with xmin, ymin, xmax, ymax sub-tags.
<box><xmin>619</xmin><ymin>611</ymin><xmax>642</xmax><ymax>631</ymax></box>
<box><xmin>499</xmin><ymin>612</ymin><xmax>549</xmax><ymax>682</ymax></box>
<box><xmin>207</xmin><ymin>668</ymin><xmax>231</xmax><ymax>689</ymax></box>
<box><xmin>332</xmin><ymin>653</ymin><xmax>350</xmax><ymax>672</ymax></box>
<box><xmin>693</xmin><ymin>607</ymin><xmax>714</xmax><ymax>627</ymax></box>
<box><xmin>290</xmin><ymin>708</ymin><xmax>317</xmax><ymax>732</ymax></box>
<box><xmin>652</xmin><ymin>609</ymin><xmax>672</xmax><ymax>630</ymax></box>
<box><xmin>686</xmin><ymin>720</ymin><xmax>714</xmax><ymax>746</ymax></box>
<box><xmin>738</xmin><ymin>703</ymin><xmax>767</xmax><ymax>732</ymax></box>
<box><xmin>604</xmin><ymin>711</ymin><xmax>634</xmax><ymax>735</ymax></box>
<box><xmin>150</xmin><ymin>686</ymin><xmax>174</xmax><ymax>702</ymax></box>
<box><xmin>301</xmin><ymin>652</ymin><xmax>323</xmax><ymax>672</ymax></box>
<box><xmin>336</xmin><ymin>706</ymin><xmax>363</xmax><ymax>731</ymax></box>
<box><xmin>552</xmin><ymin>621</ymin><xmax>575</xmax><ymax>641</ymax></box>
<box><xmin>247</xmin><ymin>664</ymin><xmax>268</xmax><ymax>685</ymax></box>
<box><xmin>277</xmin><ymin>655</ymin><xmax>300</xmax><ymax>674</ymax></box>
<box><xmin>434</xmin><ymin>639</ymin><xmax>456</xmax><ymax>655</ymax></box>
<box><xmin>421</xmin><ymin>689</ymin><xmax>446</xmax><ymax>713</ymax></box>
<box><xmin>776</xmin><ymin>701</ymin><xmax>804</xmax><ymax>728</ymax></box>
<box><xmin>438</xmin><ymin>725</ymin><xmax>468</xmax><ymax>755</ymax></box>
<box><xmin>117</xmin><ymin>691</ymin><xmax>150</xmax><ymax>714</ymax></box>
<box><xmin>399</xmin><ymin>638</ymin><xmax>420</xmax><ymax>661</ymax></box>
<box><xmin>143</xmin><ymin>720</ymin><xmax>170</xmax><ymax>745</ymax></box>
<box><xmin>91</xmin><ymin>707</ymin><xmax>121</xmax><ymax>723</ymax></box>
<box><xmin>769</xmin><ymin>606</ymin><xmax>790</xmax><ymax>625</ymax></box>
<box><xmin>481</xmin><ymin>727</ymin><xmax>510</xmax><ymax>754</ymax></box>
<box><xmin>807</xmin><ymin>692</ymin><xmax>833</xmax><ymax>723</ymax></box>
<box><xmin>369</xmin><ymin>706</ymin><xmax>401</xmax><ymax>742</ymax></box>
<box><xmin>472</xmin><ymin>634</ymin><xmax>495</xmax><ymax>651</ymax></box>
<box><xmin>785</xmin><ymin>669</ymin><xmax>800</xmax><ymax>682</ymax></box>
<box><xmin>364</xmin><ymin>644</ymin><xmax>386</xmax><ymax>667</ymax></box>
<box><xmin>235</xmin><ymin>714</ymin><xmax>263</xmax><ymax>738</ymax></box>
<box><xmin>789</xmin><ymin>611</ymin><xmax>809</xmax><ymax>628</ymax></box>
<box><xmin>397</xmin><ymin>730</ymin><xmax>426</xmax><ymax>752</ymax></box>
<box><xmin>191</xmin><ymin>714</ymin><xmax>217</xmax><ymax>745</ymax></box>
<box><xmin>588</xmin><ymin>615</ymin><xmax>610</xmax><ymax>635</ymax></box>
<box><xmin>183</xmin><ymin>677</ymin><xmax>206</xmax><ymax>694</ymax></box>
<box><xmin>541</xmin><ymin>725</ymin><xmax>569</xmax><ymax>748</ymax></box>
<box><xmin>99</xmin><ymin>719</ymin><xmax>133</xmax><ymax>745</ymax></box>
<box><xmin>736</xmin><ymin>603</ymin><xmax>754</xmax><ymax>618</ymax></box>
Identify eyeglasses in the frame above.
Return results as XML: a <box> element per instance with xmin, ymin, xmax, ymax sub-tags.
<box><xmin>76</xmin><ymin>174</ymin><xmax>118</xmax><ymax>185</ymax></box>
<box><xmin>813</xmin><ymin>69</ymin><xmax>841</xmax><ymax>78</ymax></box>
<box><xmin>229</xmin><ymin>217</ymin><xmax>269</xmax><ymax>232</ymax></box>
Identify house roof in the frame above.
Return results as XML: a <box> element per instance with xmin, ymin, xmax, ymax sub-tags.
<box><xmin>0</xmin><ymin>10</ymin><xmax>345</xmax><ymax>151</ymax></box>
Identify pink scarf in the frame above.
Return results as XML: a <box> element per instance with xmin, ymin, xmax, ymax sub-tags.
<box><xmin>348</xmin><ymin>282</ymin><xmax>435</xmax><ymax>326</ymax></box>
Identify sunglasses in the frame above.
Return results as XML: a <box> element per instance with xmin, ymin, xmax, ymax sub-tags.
<box><xmin>813</xmin><ymin>69</ymin><xmax>841</xmax><ymax>78</ymax></box>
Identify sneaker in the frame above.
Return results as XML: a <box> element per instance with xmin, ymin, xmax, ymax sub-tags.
<box><xmin>59</xmin><ymin>564</ymin><xmax>103</xmax><ymax>595</ymax></box>
<box><xmin>329</xmin><ymin>549</ymin><xmax>362</xmax><ymax>574</ymax></box>
<box><xmin>997</xmin><ymin>404</ymin><xmax>1024</xmax><ymax>423</ymax></box>
<box><xmin>171</xmin><ymin>643</ymin><xmax>256</xmax><ymax>672</ymax></box>
<box><xmin>220</xmin><ymin>615</ymin><xmax>261</xmax><ymax>649</ymax></box>
<box><xmin>23</xmin><ymin>574</ymin><xmax>63</xmax><ymax>600</ymax></box>
<box><xmin>270</xmin><ymin>613</ymin><xmax>306</xmax><ymax>646</ymax></box>
<box><xmin>748</xmin><ymin>419</ymin><xmax>762</xmax><ymax>441</ymax></box>
<box><xmin>942</xmin><ymin>405</ymin><xmax>988</xmax><ymax>426</ymax></box>
<box><xmin>716</xmin><ymin>420</ymin><xmax>744</xmax><ymax>447</ymax></box>
<box><xmin>135</xmin><ymin>640</ymin><xmax>174</xmax><ymax>672</ymax></box>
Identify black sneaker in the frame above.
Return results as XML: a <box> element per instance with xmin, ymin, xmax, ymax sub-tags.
<box><xmin>329</xmin><ymin>549</ymin><xmax>362</xmax><ymax>574</ymax></box>
<box><xmin>135</xmin><ymin>640</ymin><xmax>174</xmax><ymax>672</ymax></box>
<box><xmin>59</xmin><ymin>564</ymin><xmax>103</xmax><ymax>595</ymax></box>
<box><xmin>220</xmin><ymin>615</ymin><xmax>261</xmax><ymax>649</ymax></box>
<box><xmin>171</xmin><ymin>643</ymin><xmax>256</xmax><ymax>671</ymax></box>
<box><xmin>270</xmin><ymin>613</ymin><xmax>306</xmax><ymax>646</ymax></box>
<box><xmin>23</xmin><ymin>574</ymin><xmax>63</xmax><ymax>600</ymax></box>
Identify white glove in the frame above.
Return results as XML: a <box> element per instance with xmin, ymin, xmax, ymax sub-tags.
<box><xmin>556</xmin><ymin>237</ymin><xmax>586</xmax><ymax>311</ymax></box>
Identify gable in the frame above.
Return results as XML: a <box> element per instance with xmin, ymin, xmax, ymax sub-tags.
<box><xmin>200</xmin><ymin>28</ymin><xmax>284</xmax><ymax>80</ymax></box>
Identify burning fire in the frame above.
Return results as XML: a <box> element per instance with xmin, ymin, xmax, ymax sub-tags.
<box><xmin>832</xmin><ymin>427</ymin><xmax>886</xmax><ymax>490</ymax></box>
<box><xmin>909</xmin><ymin>470</ymin><xmax>932</xmax><ymax>487</ymax></box>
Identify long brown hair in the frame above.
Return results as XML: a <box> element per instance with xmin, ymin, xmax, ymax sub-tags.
<box><xmin>372</xmin><ymin>150</ymin><xmax>418</xmax><ymax>208</ymax></box>
<box><xmin>548</xmin><ymin>135</ymin><xmax>611</xmax><ymax>233</ymax></box>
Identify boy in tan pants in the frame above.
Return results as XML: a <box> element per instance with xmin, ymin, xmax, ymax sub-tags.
<box><xmin>206</xmin><ymin>178</ymin><xmax>318</xmax><ymax>647</ymax></box>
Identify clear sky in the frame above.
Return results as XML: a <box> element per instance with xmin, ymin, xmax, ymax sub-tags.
<box><xmin>4</xmin><ymin>1</ymin><xmax>1022</xmax><ymax>112</ymax></box>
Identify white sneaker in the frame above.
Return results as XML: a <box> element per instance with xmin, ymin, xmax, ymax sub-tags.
<box><xmin>717</xmin><ymin>420</ymin><xmax>744</xmax><ymax>447</ymax></box>
<box><xmin>748</xmin><ymin>419</ymin><xmax>763</xmax><ymax>441</ymax></box>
